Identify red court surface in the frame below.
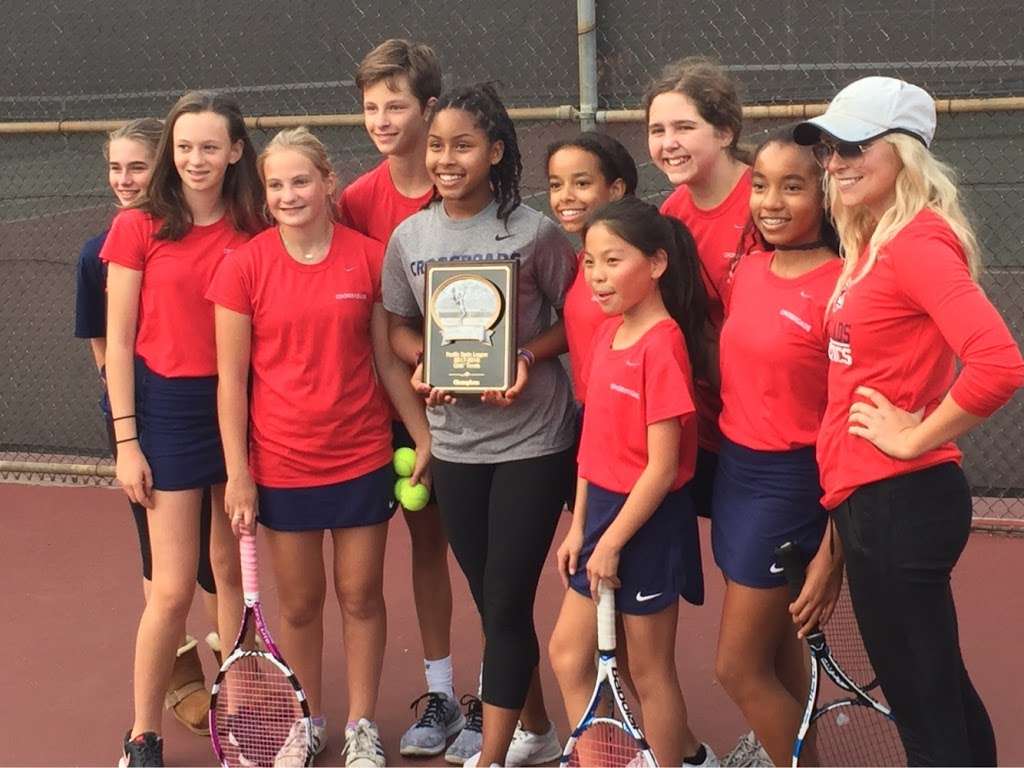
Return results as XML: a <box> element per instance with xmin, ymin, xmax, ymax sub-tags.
<box><xmin>3</xmin><ymin>481</ymin><xmax>1022</xmax><ymax>766</ymax></box>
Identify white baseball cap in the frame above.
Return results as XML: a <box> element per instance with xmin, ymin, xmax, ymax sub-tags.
<box><xmin>794</xmin><ymin>76</ymin><xmax>937</xmax><ymax>148</ymax></box>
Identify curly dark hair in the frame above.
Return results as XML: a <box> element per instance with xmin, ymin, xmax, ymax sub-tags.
<box><xmin>429</xmin><ymin>82</ymin><xmax>522</xmax><ymax>227</ymax></box>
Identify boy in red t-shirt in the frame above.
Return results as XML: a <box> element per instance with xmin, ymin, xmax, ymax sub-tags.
<box><xmin>341</xmin><ymin>40</ymin><xmax>479</xmax><ymax>763</ymax></box>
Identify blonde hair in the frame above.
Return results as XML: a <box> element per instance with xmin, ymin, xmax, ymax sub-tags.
<box><xmin>258</xmin><ymin>127</ymin><xmax>338</xmax><ymax>222</ymax></box>
<box><xmin>104</xmin><ymin>117</ymin><xmax>163</xmax><ymax>159</ymax></box>
<box><xmin>827</xmin><ymin>133</ymin><xmax>981</xmax><ymax>307</ymax></box>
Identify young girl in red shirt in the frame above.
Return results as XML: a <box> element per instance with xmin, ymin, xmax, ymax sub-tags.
<box><xmin>102</xmin><ymin>91</ymin><xmax>265</xmax><ymax>767</ymax></box>
<box><xmin>711</xmin><ymin>129</ymin><xmax>842</xmax><ymax>767</ymax></box>
<box><xmin>549</xmin><ymin>197</ymin><xmax>715</xmax><ymax>768</ymax></box>
<box><xmin>644</xmin><ymin>57</ymin><xmax>753</xmax><ymax>519</ymax></box>
<box><xmin>795</xmin><ymin>75</ymin><xmax>1024</xmax><ymax>765</ymax></box>
<box><xmin>547</xmin><ymin>131</ymin><xmax>638</xmax><ymax>407</ymax></box>
<box><xmin>210</xmin><ymin>127</ymin><xmax>431</xmax><ymax>766</ymax></box>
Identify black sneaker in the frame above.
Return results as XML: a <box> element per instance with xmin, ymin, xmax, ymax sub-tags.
<box><xmin>444</xmin><ymin>695</ymin><xmax>483</xmax><ymax>765</ymax></box>
<box><xmin>119</xmin><ymin>730</ymin><xmax>164</xmax><ymax>767</ymax></box>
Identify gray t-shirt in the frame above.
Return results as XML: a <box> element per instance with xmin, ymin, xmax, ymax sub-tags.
<box><xmin>383</xmin><ymin>200</ymin><xmax>577</xmax><ymax>463</ymax></box>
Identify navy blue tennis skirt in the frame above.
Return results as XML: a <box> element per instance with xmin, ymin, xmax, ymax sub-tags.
<box><xmin>711</xmin><ymin>437</ymin><xmax>827</xmax><ymax>588</ymax></box>
<box><xmin>570</xmin><ymin>482</ymin><xmax>704</xmax><ymax>613</ymax></box>
<box><xmin>257</xmin><ymin>464</ymin><xmax>395</xmax><ymax>532</ymax></box>
<box><xmin>135</xmin><ymin>358</ymin><xmax>225</xmax><ymax>491</ymax></box>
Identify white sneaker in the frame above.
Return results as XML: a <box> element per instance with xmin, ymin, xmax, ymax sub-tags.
<box><xmin>274</xmin><ymin>718</ymin><xmax>327</xmax><ymax>767</ymax></box>
<box><xmin>463</xmin><ymin>753</ymin><xmax>501</xmax><ymax>768</ymax></box>
<box><xmin>723</xmin><ymin>731</ymin><xmax>771</xmax><ymax>767</ymax></box>
<box><xmin>505</xmin><ymin>721</ymin><xmax>562</xmax><ymax>766</ymax></box>
<box><xmin>687</xmin><ymin>741</ymin><xmax>721</xmax><ymax>767</ymax></box>
<box><xmin>343</xmin><ymin>718</ymin><xmax>386</xmax><ymax>767</ymax></box>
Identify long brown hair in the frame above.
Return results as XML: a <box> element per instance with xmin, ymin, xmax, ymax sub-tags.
<box><xmin>142</xmin><ymin>90</ymin><xmax>265</xmax><ymax>240</ymax></box>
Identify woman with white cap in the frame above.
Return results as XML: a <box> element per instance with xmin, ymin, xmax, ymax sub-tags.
<box><xmin>792</xmin><ymin>76</ymin><xmax>1023</xmax><ymax>765</ymax></box>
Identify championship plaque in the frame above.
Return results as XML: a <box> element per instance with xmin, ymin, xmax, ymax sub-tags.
<box><xmin>423</xmin><ymin>260</ymin><xmax>518</xmax><ymax>392</ymax></box>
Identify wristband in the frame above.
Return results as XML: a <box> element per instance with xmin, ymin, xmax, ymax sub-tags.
<box><xmin>112</xmin><ymin>414</ymin><xmax>136</xmax><ymax>422</ymax></box>
<box><xmin>517</xmin><ymin>348</ymin><xmax>535</xmax><ymax>367</ymax></box>
<box><xmin>116</xmin><ymin>436</ymin><xmax>139</xmax><ymax>444</ymax></box>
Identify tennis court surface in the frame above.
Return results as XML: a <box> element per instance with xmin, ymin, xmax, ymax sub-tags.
<box><xmin>3</xmin><ymin>480</ymin><xmax>1022</xmax><ymax>766</ymax></box>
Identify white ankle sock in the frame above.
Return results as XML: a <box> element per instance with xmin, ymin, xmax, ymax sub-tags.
<box><xmin>424</xmin><ymin>655</ymin><xmax>454</xmax><ymax>699</ymax></box>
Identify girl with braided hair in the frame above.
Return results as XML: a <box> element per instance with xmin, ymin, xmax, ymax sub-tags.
<box><xmin>382</xmin><ymin>83</ymin><xmax>577</xmax><ymax>767</ymax></box>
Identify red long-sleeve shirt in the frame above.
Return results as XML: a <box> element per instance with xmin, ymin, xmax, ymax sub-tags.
<box><xmin>817</xmin><ymin>209</ymin><xmax>1024</xmax><ymax>509</ymax></box>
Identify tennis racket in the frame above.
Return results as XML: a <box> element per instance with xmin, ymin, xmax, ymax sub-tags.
<box><xmin>774</xmin><ymin>541</ymin><xmax>905</xmax><ymax>767</ymax></box>
<box><xmin>210</xmin><ymin>532</ymin><xmax>313</xmax><ymax>767</ymax></box>
<box><xmin>560</xmin><ymin>582</ymin><xmax>656</xmax><ymax>767</ymax></box>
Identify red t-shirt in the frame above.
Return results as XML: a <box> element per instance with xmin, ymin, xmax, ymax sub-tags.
<box><xmin>206</xmin><ymin>223</ymin><xmax>392</xmax><ymax>488</ymax></box>
<box><xmin>817</xmin><ymin>209</ymin><xmax>1024</xmax><ymax>509</ymax></box>
<box><xmin>339</xmin><ymin>160</ymin><xmax>435</xmax><ymax>245</ymax></box>
<box><xmin>719</xmin><ymin>251</ymin><xmax>841</xmax><ymax>450</ymax></box>
<box><xmin>100</xmin><ymin>208</ymin><xmax>252</xmax><ymax>377</ymax></box>
<box><xmin>578</xmin><ymin>318</ymin><xmax>697</xmax><ymax>493</ymax></box>
<box><xmin>339</xmin><ymin>160</ymin><xmax>433</xmax><ymax>420</ymax></box>
<box><xmin>564</xmin><ymin>250</ymin><xmax>608</xmax><ymax>403</ymax></box>
<box><xmin>660</xmin><ymin>168</ymin><xmax>753</xmax><ymax>452</ymax></box>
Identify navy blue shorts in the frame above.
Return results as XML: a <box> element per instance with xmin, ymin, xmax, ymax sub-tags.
<box><xmin>257</xmin><ymin>464</ymin><xmax>395</xmax><ymax>532</ymax></box>
<box><xmin>711</xmin><ymin>437</ymin><xmax>827</xmax><ymax>588</ymax></box>
<box><xmin>570</xmin><ymin>483</ymin><xmax>704</xmax><ymax>613</ymax></box>
<box><xmin>135</xmin><ymin>358</ymin><xmax>225</xmax><ymax>491</ymax></box>
<box><xmin>391</xmin><ymin>420</ymin><xmax>437</xmax><ymax>507</ymax></box>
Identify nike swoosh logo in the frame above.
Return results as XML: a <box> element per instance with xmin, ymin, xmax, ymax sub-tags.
<box><xmin>625</xmin><ymin>360</ymin><xmax>640</xmax><ymax>367</ymax></box>
<box><xmin>635</xmin><ymin>591</ymin><xmax>663</xmax><ymax>602</ymax></box>
<box><xmin>800</xmin><ymin>290</ymin><xmax>812</xmax><ymax>299</ymax></box>
<box><xmin>769</xmin><ymin>563</ymin><xmax>784</xmax><ymax>575</ymax></box>
<box><xmin>344</xmin><ymin>265</ymin><xmax>355</xmax><ymax>272</ymax></box>
<box><xmin>495</xmin><ymin>233</ymin><xmax>514</xmax><ymax>241</ymax></box>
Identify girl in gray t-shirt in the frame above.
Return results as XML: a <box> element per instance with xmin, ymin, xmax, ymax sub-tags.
<box><xmin>382</xmin><ymin>83</ymin><xmax>575</xmax><ymax>767</ymax></box>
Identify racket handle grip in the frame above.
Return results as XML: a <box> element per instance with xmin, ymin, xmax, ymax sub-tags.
<box><xmin>774</xmin><ymin>541</ymin><xmax>806</xmax><ymax>600</ymax></box>
<box><xmin>596</xmin><ymin>581</ymin><xmax>616</xmax><ymax>653</ymax></box>
<box><xmin>240</xmin><ymin>532</ymin><xmax>260</xmax><ymax>601</ymax></box>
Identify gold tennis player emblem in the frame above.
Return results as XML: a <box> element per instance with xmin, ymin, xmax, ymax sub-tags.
<box><xmin>429</xmin><ymin>274</ymin><xmax>503</xmax><ymax>345</ymax></box>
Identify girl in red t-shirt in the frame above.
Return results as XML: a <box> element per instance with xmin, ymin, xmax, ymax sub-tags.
<box><xmin>549</xmin><ymin>198</ymin><xmax>715</xmax><ymax>768</ymax></box>
<box><xmin>75</xmin><ymin>117</ymin><xmax>222</xmax><ymax>739</ymax></box>
<box><xmin>644</xmin><ymin>57</ymin><xmax>754</xmax><ymax>519</ymax></box>
<box><xmin>547</xmin><ymin>131</ymin><xmax>638</xmax><ymax>406</ymax></box>
<box><xmin>103</xmin><ymin>91</ymin><xmax>265</xmax><ymax>767</ymax></box>
<box><xmin>209</xmin><ymin>127</ymin><xmax>432</xmax><ymax>764</ymax></box>
<box><xmin>794</xmin><ymin>76</ymin><xmax>1024</xmax><ymax>765</ymax></box>
<box><xmin>711</xmin><ymin>130</ymin><xmax>842</xmax><ymax>767</ymax></box>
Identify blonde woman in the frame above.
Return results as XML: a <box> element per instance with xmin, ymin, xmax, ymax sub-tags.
<box><xmin>209</xmin><ymin>127</ymin><xmax>430</xmax><ymax>767</ymax></box>
<box><xmin>793</xmin><ymin>76</ymin><xmax>1024</xmax><ymax>765</ymax></box>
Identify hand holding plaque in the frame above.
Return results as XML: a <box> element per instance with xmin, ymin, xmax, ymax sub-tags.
<box><xmin>423</xmin><ymin>260</ymin><xmax>518</xmax><ymax>393</ymax></box>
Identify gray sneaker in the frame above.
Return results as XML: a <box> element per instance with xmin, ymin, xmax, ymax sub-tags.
<box><xmin>723</xmin><ymin>731</ymin><xmax>772</xmax><ymax>767</ymax></box>
<box><xmin>444</xmin><ymin>695</ymin><xmax>483</xmax><ymax>765</ymax></box>
<box><xmin>400</xmin><ymin>692</ymin><xmax>466</xmax><ymax>757</ymax></box>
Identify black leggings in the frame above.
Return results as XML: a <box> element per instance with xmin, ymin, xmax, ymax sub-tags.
<box><xmin>107</xmin><ymin>417</ymin><xmax>216</xmax><ymax>594</ymax></box>
<box><xmin>432</xmin><ymin>448</ymin><xmax>573</xmax><ymax>709</ymax></box>
<box><xmin>833</xmin><ymin>462</ymin><xmax>995</xmax><ymax>766</ymax></box>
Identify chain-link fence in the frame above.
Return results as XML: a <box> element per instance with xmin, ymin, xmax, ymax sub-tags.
<box><xmin>1</xmin><ymin>1</ymin><xmax>1022</xmax><ymax>524</ymax></box>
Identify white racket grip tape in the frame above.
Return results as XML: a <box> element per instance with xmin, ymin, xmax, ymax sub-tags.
<box><xmin>596</xmin><ymin>581</ymin><xmax>616</xmax><ymax>652</ymax></box>
<box><xmin>240</xmin><ymin>532</ymin><xmax>260</xmax><ymax>602</ymax></box>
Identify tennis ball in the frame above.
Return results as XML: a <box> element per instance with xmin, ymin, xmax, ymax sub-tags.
<box><xmin>393</xmin><ymin>447</ymin><xmax>416</xmax><ymax>478</ymax></box>
<box><xmin>394</xmin><ymin>477</ymin><xmax>408</xmax><ymax>502</ymax></box>
<box><xmin>399</xmin><ymin>481</ymin><xmax>430</xmax><ymax>512</ymax></box>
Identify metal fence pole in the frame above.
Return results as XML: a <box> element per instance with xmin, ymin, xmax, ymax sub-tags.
<box><xmin>577</xmin><ymin>0</ymin><xmax>598</xmax><ymax>131</ymax></box>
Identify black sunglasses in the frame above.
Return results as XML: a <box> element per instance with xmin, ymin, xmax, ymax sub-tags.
<box><xmin>812</xmin><ymin>138</ymin><xmax>875</xmax><ymax>168</ymax></box>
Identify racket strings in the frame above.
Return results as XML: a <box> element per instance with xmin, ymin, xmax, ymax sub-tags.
<box><xmin>213</xmin><ymin>653</ymin><xmax>308</xmax><ymax>767</ymax></box>
<box><xmin>567</xmin><ymin>721</ymin><xmax>648</xmax><ymax>768</ymax></box>
<box><xmin>823</xmin><ymin>581</ymin><xmax>878</xmax><ymax>690</ymax></box>
<box><xmin>809</xmin><ymin>703</ymin><xmax>906</xmax><ymax>767</ymax></box>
